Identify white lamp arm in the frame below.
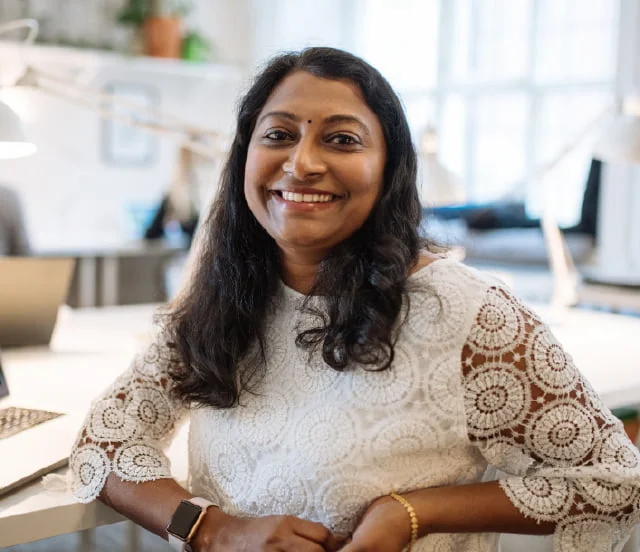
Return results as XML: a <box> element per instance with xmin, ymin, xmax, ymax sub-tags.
<box><xmin>0</xmin><ymin>18</ymin><xmax>227</xmax><ymax>161</ymax></box>
<box><xmin>16</xmin><ymin>66</ymin><xmax>227</xmax><ymax>160</ymax></box>
<box><xmin>537</xmin><ymin>104</ymin><xmax>616</xmax><ymax>310</ymax></box>
<box><xmin>0</xmin><ymin>19</ymin><xmax>39</xmax><ymax>45</ymax></box>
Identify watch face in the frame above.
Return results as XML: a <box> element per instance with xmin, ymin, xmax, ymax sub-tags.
<box><xmin>167</xmin><ymin>500</ymin><xmax>203</xmax><ymax>540</ymax></box>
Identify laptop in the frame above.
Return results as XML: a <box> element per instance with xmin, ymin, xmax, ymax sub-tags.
<box><xmin>0</xmin><ymin>257</ymin><xmax>75</xmax><ymax>348</ymax></box>
<box><xmin>0</xmin><ymin>357</ymin><xmax>84</xmax><ymax>496</ymax></box>
<box><xmin>0</xmin><ymin>257</ymin><xmax>80</xmax><ymax>495</ymax></box>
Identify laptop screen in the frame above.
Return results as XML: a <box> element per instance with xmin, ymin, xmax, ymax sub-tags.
<box><xmin>0</xmin><ymin>257</ymin><xmax>75</xmax><ymax>348</ymax></box>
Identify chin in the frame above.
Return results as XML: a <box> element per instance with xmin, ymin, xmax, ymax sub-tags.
<box><xmin>279</xmin><ymin>231</ymin><xmax>336</xmax><ymax>250</ymax></box>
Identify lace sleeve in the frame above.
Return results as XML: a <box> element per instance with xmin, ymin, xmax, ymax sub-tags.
<box><xmin>461</xmin><ymin>286</ymin><xmax>640</xmax><ymax>551</ymax></box>
<box><xmin>69</xmin><ymin>336</ymin><xmax>188</xmax><ymax>503</ymax></box>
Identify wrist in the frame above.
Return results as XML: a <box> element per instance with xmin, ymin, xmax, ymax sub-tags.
<box><xmin>388</xmin><ymin>492</ymin><xmax>419</xmax><ymax>550</ymax></box>
<box><xmin>166</xmin><ymin>497</ymin><xmax>222</xmax><ymax>551</ymax></box>
<box><xmin>402</xmin><ymin>489</ymin><xmax>434</xmax><ymax>538</ymax></box>
<box><xmin>190</xmin><ymin>507</ymin><xmax>230</xmax><ymax>552</ymax></box>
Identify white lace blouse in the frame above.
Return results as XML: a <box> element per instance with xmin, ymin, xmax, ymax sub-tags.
<box><xmin>70</xmin><ymin>259</ymin><xmax>640</xmax><ymax>551</ymax></box>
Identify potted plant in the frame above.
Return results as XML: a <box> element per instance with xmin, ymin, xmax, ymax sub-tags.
<box><xmin>117</xmin><ymin>0</ymin><xmax>191</xmax><ymax>58</ymax></box>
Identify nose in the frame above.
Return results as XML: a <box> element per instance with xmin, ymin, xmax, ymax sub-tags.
<box><xmin>282</xmin><ymin>137</ymin><xmax>327</xmax><ymax>180</ymax></box>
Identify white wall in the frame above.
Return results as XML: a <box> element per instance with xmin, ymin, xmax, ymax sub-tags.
<box><xmin>250</xmin><ymin>0</ymin><xmax>349</xmax><ymax>66</ymax></box>
<box><xmin>0</xmin><ymin>0</ymin><xmax>256</xmax><ymax>252</ymax></box>
<box><xmin>187</xmin><ymin>0</ymin><xmax>254</xmax><ymax>67</ymax></box>
<box><xmin>0</xmin><ymin>45</ymin><xmax>246</xmax><ymax>251</ymax></box>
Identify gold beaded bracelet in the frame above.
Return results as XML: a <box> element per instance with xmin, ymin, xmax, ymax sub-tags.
<box><xmin>389</xmin><ymin>492</ymin><xmax>419</xmax><ymax>551</ymax></box>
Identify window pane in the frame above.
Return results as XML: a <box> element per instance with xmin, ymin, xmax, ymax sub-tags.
<box><xmin>403</xmin><ymin>95</ymin><xmax>437</xmax><ymax>143</ymax></box>
<box><xmin>528</xmin><ymin>90</ymin><xmax>612</xmax><ymax>226</ymax></box>
<box><xmin>252</xmin><ymin>0</ymin><xmax>346</xmax><ymax>64</ymax></box>
<box><xmin>452</xmin><ymin>0</ymin><xmax>532</xmax><ymax>82</ymax></box>
<box><xmin>534</xmin><ymin>0</ymin><xmax>618</xmax><ymax>83</ymax></box>
<box><xmin>352</xmin><ymin>0</ymin><xmax>439</xmax><ymax>91</ymax></box>
<box><xmin>440</xmin><ymin>94</ymin><xmax>467</xmax><ymax>184</ymax></box>
<box><xmin>472</xmin><ymin>94</ymin><xmax>530</xmax><ymax>201</ymax></box>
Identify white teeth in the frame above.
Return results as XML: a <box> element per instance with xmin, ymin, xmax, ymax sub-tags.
<box><xmin>280</xmin><ymin>191</ymin><xmax>334</xmax><ymax>203</ymax></box>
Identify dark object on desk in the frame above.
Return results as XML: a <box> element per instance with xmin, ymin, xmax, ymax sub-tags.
<box><xmin>0</xmin><ymin>357</ymin><xmax>7</xmax><ymax>399</ymax></box>
<box><xmin>423</xmin><ymin>159</ymin><xmax>601</xmax><ymax>266</ymax></box>
<box><xmin>428</xmin><ymin>201</ymin><xmax>539</xmax><ymax>230</ymax></box>
<box><xmin>0</xmin><ymin>185</ymin><xmax>31</xmax><ymax>256</ymax></box>
<box><xmin>426</xmin><ymin>158</ymin><xmax>602</xmax><ymax>237</ymax></box>
<box><xmin>144</xmin><ymin>196</ymin><xmax>199</xmax><ymax>244</ymax></box>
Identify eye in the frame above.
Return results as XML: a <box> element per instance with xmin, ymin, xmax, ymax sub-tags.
<box><xmin>264</xmin><ymin>129</ymin><xmax>294</xmax><ymax>142</ymax></box>
<box><xmin>327</xmin><ymin>133</ymin><xmax>361</xmax><ymax>146</ymax></box>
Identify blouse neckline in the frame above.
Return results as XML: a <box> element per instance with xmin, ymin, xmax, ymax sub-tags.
<box><xmin>279</xmin><ymin>255</ymin><xmax>455</xmax><ymax>301</ymax></box>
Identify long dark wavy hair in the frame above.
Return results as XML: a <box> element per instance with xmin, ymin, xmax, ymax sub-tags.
<box><xmin>162</xmin><ymin>47</ymin><xmax>432</xmax><ymax>408</ymax></box>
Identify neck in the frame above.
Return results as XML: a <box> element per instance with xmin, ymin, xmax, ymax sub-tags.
<box><xmin>279</xmin><ymin>246</ymin><xmax>327</xmax><ymax>295</ymax></box>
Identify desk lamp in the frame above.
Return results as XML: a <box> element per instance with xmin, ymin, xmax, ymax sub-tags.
<box><xmin>418</xmin><ymin>125</ymin><xmax>466</xmax><ymax>207</ymax></box>
<box><xmin>0</xmin><ymin>100</ymin><xmax>36</xmax><ymax>159</ymax></box>
<box><xmin>0</xmin><ymin>19</ymin><xmax>226</xmax><ymax>160</ymax></box>
<box><xmin>541</xmin><ymin>102</ymin><xmax>640</xmax><ymax>308</ymax></box>
<box><xmin>0</xmin><ymin>19</ymin><xmax>228</xmax><ymax>368</ymax></box>
<box><xmin>583</xmin><ymin>104</ymin><xmax>640</xmax><ymax>287</ymax></box>
<box><xmin>0</xmin><ymin>19</ymin><xmax>37</xmax><ymax>159</ymax></box>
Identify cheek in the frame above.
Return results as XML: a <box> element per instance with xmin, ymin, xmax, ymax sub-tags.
<box><xmin>336</xmin><ymin>158</ymin><xmax>385</xmax><ymax>198</ymax></box>
<box><xmin>244</xmin><ymin>147</ymin><xmax>261</xmax><ymax>192</ymax></box>
<box><xmin>244</xmin><ymin>147</ymin><xmax>283</xmax><ymax>198</ymax></box>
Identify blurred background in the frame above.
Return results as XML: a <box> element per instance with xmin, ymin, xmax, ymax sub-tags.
<box><xmin>0</xmin><ymin>0</ymin><xmax>638</xmax><ymax>308</ymax></box>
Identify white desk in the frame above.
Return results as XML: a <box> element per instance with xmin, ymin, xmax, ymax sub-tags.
<box><xmin>0</xmin><ymin>304</ymin><xmax>188</xmax><ymax>548</ymax></box>
<box><xmin>1</xmin><ymin>303</ymin><xmax>640</xmax><ymax>549</ymax></box>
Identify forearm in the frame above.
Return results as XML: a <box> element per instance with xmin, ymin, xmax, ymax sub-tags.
<box><xmin>98</xmin><ymin>473</ymin><xmax>225</xmax><ymax>543</ymax></box>
<box><xmin>99</xmin><ymin>473</ymin><xmax>191</xmax><ymax>538</ymax></box>
<box><xmin>404</xmin><ymin>480</ymin><xmax>555</xmax><ymax>536</ymax></box>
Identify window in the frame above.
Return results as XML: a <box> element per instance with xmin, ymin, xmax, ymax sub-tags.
<box><xmin>350</xmin><ymin>0</ymin><xmax>620</xmax><ymax>226</ymax></box>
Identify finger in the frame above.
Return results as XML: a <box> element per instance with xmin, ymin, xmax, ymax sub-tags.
<box><xmin>292</xmin><ymin>519</ymin><xmax>344</xmax><ymax>550</ymax></box>
<box><xmin>279</xmin><ymin>534</ymin><xmax>328</xmax><ymax>552</ymax></box>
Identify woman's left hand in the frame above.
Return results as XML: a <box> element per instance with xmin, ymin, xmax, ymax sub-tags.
<box><xmin>339</xmin><ymin>494</ymin><xmax>414</xmax><ymax>551</ymax></box>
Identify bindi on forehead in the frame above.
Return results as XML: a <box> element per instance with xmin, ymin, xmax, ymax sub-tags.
<box><xmin>308</xmin><ymin>119</ymin><xmax>312</xmax><ymax>124</ymax></box>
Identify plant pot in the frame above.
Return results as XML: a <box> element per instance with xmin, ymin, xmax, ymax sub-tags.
<box><xmin>143</xmin><ymin>17</ymin><xmax>182</xmax><ymax>58</ymax></box>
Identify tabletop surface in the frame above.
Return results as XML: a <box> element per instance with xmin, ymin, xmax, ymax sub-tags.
<box><xmin>35</xmin><ymin>237</ymin><xmax>189</xmax><ymax>258</ymax></box>
<box><xmin>1</xmin><ymin>302</ymin><xmax>640</xmax><ymax>547</ymax></box>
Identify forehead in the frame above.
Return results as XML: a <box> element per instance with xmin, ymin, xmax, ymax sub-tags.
<box><xmin>259</xmin><ymin>70</ymin><xmax>379</xmax><ymax>122</ymax></box>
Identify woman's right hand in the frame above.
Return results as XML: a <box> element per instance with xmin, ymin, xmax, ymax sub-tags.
<box><xmin>192</xmin><ymin>508</ymin><xmax>345</xmax><ymax>551</ymax></box>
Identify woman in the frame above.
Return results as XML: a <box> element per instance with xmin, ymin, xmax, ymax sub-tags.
<box><xmin>144</xmin><ymin>143</ymin><xmax>200</xmax><ymax>245</ymax></box>
<box><xmin>70</xmin><ymin>47</ymin><xmax>640</xmax><ymax>551</ymax></box>
<box><xmin>0</xmin><ymin>184</ymin><xmax>30</xmax><ymax>256</ymax></box>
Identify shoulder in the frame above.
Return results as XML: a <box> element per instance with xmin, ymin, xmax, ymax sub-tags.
<box><xmin>408</xmin><ymin>251</ymin><xmax>506</xmax><ymax>301</ymax></box>
<box><xmin>403</xmin><ymin>253</ymin><xmax>517</xmax><ymax>347</ymax></box>
<box><xmin>409</xmin><ymin>251</ymin><xmax>443</xmax><ymax>275</ymax></box>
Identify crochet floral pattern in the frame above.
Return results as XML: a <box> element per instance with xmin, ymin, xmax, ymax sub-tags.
<box><xmin>69</xmin><ymin>340</ymin><xmax>186</xmax><ymax>502</ymax></box>
<box><xmin>70</xmin><ymin>259</ymin><xmax>640</xmax><ymax>551</ymax></box>
<box><xmin>462</xmin><ymin>287</ymin><xmax>640</xmax><ymax>550</ymax></box>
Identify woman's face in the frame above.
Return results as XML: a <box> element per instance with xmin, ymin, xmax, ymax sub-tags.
<box><xmin>244</xmin><ymin>71</ymin><xmax>386</xmax><ymax>256</ymax></box>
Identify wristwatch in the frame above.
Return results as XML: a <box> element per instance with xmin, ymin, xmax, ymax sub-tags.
<box><xmin>167</xmin><ymin>497</ymin><xmax>218</xmax><ymax>551</ymax></box>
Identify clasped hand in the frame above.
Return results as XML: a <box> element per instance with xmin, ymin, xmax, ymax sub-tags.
<box><xmin>193</xmin><ymin>495</ymin><xmax>412</xmax><ymax>551</ymax></box>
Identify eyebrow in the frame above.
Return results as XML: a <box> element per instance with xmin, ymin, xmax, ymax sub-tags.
<box><xmin>257</xmin><ymin>111</ymin><xmax>371</xmax><ymax>136</ymax></box>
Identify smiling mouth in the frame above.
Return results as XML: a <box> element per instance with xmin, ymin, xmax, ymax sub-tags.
<box><xmin>271</xmin><ymin>190</ymin><xmax>341</xmax><ymax>203</ymax></box>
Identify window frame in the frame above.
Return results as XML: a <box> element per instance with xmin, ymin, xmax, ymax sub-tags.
<box><xmin>348</xmin><ymin>0</ymin><xmax>620</xmax><ymax>221</ymax></box>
